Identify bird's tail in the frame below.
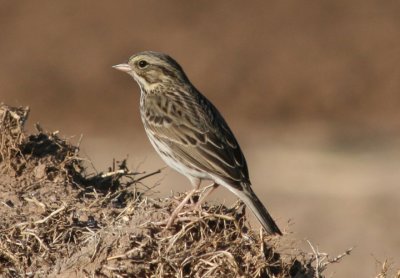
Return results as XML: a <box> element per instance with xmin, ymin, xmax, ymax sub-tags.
<box><xmin>237</xmin><ymin>184</ymin><xmax>282</xmax><ymax>235</ymax></box>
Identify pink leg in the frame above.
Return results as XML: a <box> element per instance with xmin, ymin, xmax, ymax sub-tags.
<box><xmin>193</xmin><ymin>183</ymin><xmax>219</xmax><ymax>210</ymax></box>
<box><xmin>165</xmin><ymin>177</ymin><xmax>201</xmax><ymax>229</ymax></box>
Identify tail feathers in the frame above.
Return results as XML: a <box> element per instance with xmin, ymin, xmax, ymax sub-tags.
<box><xmin>239</xmin><ymin>186</ymin><xmax>282</xmax><ymax>235</ymax></box>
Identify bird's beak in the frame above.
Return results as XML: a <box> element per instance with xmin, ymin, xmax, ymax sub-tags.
<box><xmin>112</xmin><ymin>63</ymin><xmax>132</xmax><ymax>72</ymax></box>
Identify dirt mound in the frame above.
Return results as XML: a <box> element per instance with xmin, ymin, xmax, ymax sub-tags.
<box><xmin>0</xmin><ymin>104</ymin><xmax>349</xmax><ymax>277</ymax></box>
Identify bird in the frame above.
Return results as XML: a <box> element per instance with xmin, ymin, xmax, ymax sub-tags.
<box><xmin>113</xmin><ymin>51</ymin><xmax>282</xmax><ymax>235</ymax></box>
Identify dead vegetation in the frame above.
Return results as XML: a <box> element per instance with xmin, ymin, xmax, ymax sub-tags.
<box><xmin>0</xmin><ymin>103</ymin><xmax>356</xmax><ymax>277</ymax></box>
<box><xmin>375</xmin><ymin>260</ymin><xmax>400</xmax><ymax>278</ymax></box>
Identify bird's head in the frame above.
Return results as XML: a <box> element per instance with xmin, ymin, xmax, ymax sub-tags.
<box><xmin>113</xmin><ymin>51</ymin><xmax>189</xmax><ymax>91</ymax></box>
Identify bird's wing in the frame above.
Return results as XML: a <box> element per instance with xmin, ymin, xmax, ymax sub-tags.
<box><xmin>142</xmin><ymin>90</ymin><xmax>249</xmax><ymax>189</ymax></box>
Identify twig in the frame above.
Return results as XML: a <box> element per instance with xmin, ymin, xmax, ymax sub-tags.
<box><xmin>21</xmin><ymin>231</ymin><xmax>49</xmax><ymax>251</ymax></box>
<box><xmin>324</xmin><ymin>247</ymin><xmax>353</xmax><ymax>266</ymax></box>
<box><xmin>24</xmin><ymin>196</ymin><xmax>47</xmax><ymax>210</ymax></box>
<box><xmin>131</xmin><ymin>168</ymin><xmax>163</xmax><ymax>184</ymax></box>
<box><xmin>101</xmin><ymin>169</ymin><xmax>131</xmax><ymax>178</ymax></box>
<box><xmin>307</xmin><ymin>240</ymin><xmax>320</xmax><ymax>277</ymax></box>
<box><xmin>34</xmin><ymin>205</ymin><xmax>67</xmax><ymax>224</ymax></box>
<box><xmin>90</xmin><ymin>237</ymin><xmax>102</xmax><ymax>262</ymax></box>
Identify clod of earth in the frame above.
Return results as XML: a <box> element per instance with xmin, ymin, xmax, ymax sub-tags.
<box><xmin>0</xmin><ymin>104</ymin><xmax>350</xmax><ymax>277</ymax></box>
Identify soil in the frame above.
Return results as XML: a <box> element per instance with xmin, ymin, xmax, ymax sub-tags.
<box><xmin>1</xmin><ymin>104</ymin><xmax>341</xmax><ymax>277</ymax></box>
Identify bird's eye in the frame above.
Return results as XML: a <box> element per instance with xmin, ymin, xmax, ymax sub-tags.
<box><xmin>138</xmin><ymin>60</ymin><xmax>148</xmax><ymax>69</ymax></box>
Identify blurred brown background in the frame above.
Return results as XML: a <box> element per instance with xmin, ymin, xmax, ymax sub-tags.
<box><xmin>1</xmin><ymin>1</ymin><xmax>399</xmax><ymax>276</ymax></box>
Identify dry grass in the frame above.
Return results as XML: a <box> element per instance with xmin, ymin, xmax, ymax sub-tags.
<box><xmin>375</xmin><ymin>260</ymin><xmax>400</xmax><ymax>278</ymax></box>
<box><xmin>0</xmin><ymin>104</ymin><xmax>359</xmax><ymax>277</ymax></box>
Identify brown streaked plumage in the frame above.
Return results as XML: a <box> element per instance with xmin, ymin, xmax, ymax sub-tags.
<box><xmin>113</xmin><ymin>51</ymin><xmax>282</xmax><ymax>235</ymax></box>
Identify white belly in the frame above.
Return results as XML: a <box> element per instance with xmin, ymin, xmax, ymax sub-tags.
<box><xmin>146</xmin><ymin>130</ymin><xmax>211</xmax><ymax>182</ymax></box>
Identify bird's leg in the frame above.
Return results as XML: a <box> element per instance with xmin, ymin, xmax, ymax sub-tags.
<box><xmin>165</xmin><ymin>178</ymin><xmax>201</xmax><ymax>229</ymax></box>
<box><xmin>193</xmin><ymin>182</ymin><xmax>219</xmax><ymax>211</ymax></box>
